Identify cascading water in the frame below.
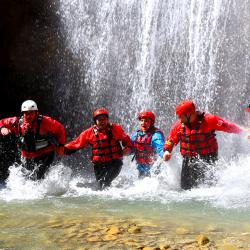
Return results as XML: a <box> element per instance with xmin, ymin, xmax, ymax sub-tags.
<box><xmin>0</xmin><ymin>1</ymin><xmax>250</xmax><ymax>248</ymax></box>
<box><xmin>51</xmin><ymin>0</ymin><xmax>250</xmax><ymax>209</ymax></box>
<box><xmin>58</xmin><ymin>0</ymin><xmax>250</xmax><ymax>130</ymax></box>
<box><xmin>0</xmin><ymin>0</ymin><xmax>249</xmax><ymax>210</ymax></box>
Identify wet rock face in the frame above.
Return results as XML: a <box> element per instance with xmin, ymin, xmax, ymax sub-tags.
<box><xmin>0</xmin><ymin>0</ymin><xmax>89</xmax><ymax>168</ymax></box>
<box><xmin>0</xmin><ymin>0</ymin><xmax>65</xmax><ymax>118</ymax></box>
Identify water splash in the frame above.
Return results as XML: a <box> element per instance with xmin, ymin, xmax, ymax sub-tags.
<box><xmin>69</xmin><ymin>154</ymin><xmax>250</xmax><ymax>210</ymax></box>
<box><xmin>1</xmin><ymin>153</ymin><xmax>250</xmax><ymax>210</ymax></box>
<box><xmin>0</xmin><ymin>163</ymin><xmax>73</xmax><ymax>201</ymax></box>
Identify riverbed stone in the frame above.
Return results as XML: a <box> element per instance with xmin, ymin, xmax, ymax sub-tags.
<box><xmin>220</xmin><ymin>244</ymin><xmax>238</xmax><ymax>250</ymax></box>
<box><xmin>86</xmin><ymin>236</ymin><xmax>102</xmax><ymax>242</ymax></box>
<box><xmin>76</xmin><ymin>232</ymin><xmax>88</xmax><ymax>238</ymax></box>
<box><xmin>66</xmin><ymin>232</ymin><xmax>78</xmax><ymax>239</ymax></box>
<box><xmin>46</xmin><ymin>217</ymin><xmax>65</xmax><ymax>228</ymax></box>
<box><xmin>207</xmin><ymin>225</ymin><xmax>222</xmax><ymax>232</ymax></box>
<box><xmin>87</xmin><ymin>227</ymin><xmax>100</xmax><ymax>233</ymax></box>
<box><xmin>102</xmin><ymin>234</ymin><xmax>118</xmax><ymax>241</ymax></box>
<box><xmin>145</xmin><ymin>231</ymin><xmax>162</xmax><ymax>235</ymax></box>
<box><xmin>63</xmin><ymin>221</ymin><xmax>78</xmax><ymax>228</ymax></box>
<box><xmin>175</xmin><ymin>227</ymin><xmax>189</xmax><ymax>235</ymax></box>
<box><xmin>240</xmin><ymin>232</ymin><xmax>250</xmax><ymax>236</ymax></box>
<box><xmin>222</xmin><ymin>237</ymin><xmax>245</xmax><ymax>248</ymax></box>
<box><xmin>197</xmin><ymin>234</ymin><xmax>210</xmax><ymax>246</ymax></box>
<box><xmin>123</xmin><ymin>239</ymin><xmax>143</xmax><ymax>248</ymax></box>
<box><xmin>48</xmin><ymin>223</ymin><xmax>63</xmax><ymax>228</ymax></box>
<box><xmin>104</xmin><ymin>225</ymin><xmax>120</xmax><ymax>235</ymax></box>
<box><xmin>128</xmin><ymin>225</ymin><xmax>141</xmax><ymax>233</ymax></box>
<box><xmin>159</xmin><ymin>243</ymin><xmax>170</xmax><ymax>249</ymax></box>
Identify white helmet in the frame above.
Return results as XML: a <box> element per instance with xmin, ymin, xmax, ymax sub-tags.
<box><xmin>21</xmin><ymin>100</ymin><xmax>38</xmax><ymax>112</ymax></box>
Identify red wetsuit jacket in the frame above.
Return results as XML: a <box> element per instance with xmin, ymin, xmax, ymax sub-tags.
<box><xmin>163</xmin><ymin>112</ymin><xmax>242</xmax><ymax>157</ymax></box>
<box><xmin>65</xmin><ymin>123</ymin><xmax>132</xmax><ymax>163</ymax></box>
<box><xmin>0</xmin><ymin>115</ymin><xmax>66</xmax><ymax>158</ymax></box>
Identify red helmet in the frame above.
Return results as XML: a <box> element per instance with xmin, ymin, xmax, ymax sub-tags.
<box><xmin>246</xmin><ymin>104</ymin><xmax>250</xmax><ymax>112</ymax></box>
<box><xmin>93</xmin><ymin>108</ymin><xmax>109</xmax><ymax>119</ymax></box>
<box><xmin>137</xmin><ymin>110</ymin><xmax>155</xmax><ymax>123</ymax></box>
<box><xmin>176</xmin><ymin>100</ymin><xmax>196</xmax><ymax>116</ymax></box>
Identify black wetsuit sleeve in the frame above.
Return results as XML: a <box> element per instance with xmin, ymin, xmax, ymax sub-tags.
<box><xmin>64</xmin><ymin>147</ymin><xmax>77</xmax><ymax>155</ymax></box>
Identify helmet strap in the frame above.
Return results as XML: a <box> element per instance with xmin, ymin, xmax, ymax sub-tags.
<box><xmin>185</xmin><ymin>114</ymin><xmax>192</xmax><ymax>129</ymax></box>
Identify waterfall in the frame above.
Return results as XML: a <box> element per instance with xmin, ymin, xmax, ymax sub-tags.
<box><xmin>58</xmin><ymin>0</ymin><xmax>250</xmax><ymax>143</ymax></box>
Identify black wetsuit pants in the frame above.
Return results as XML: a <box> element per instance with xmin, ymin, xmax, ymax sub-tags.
<box><xmin>22</xmin><ymin>151</ymin><xmax>55</xmax><ymax>180</ymax></box>
<box><xmin>181</xmin><ymin>152</ymin><xmax>218</xmax><ymax>190</ymax></box>
<box><xmin>0</xmin><ymin>134</ymin><xmax>19</xmax><ymax>184</ymax></box>
<box><xmin>93</xmin><ymin>159</ymin><xmax>123</xmax><ymax>189</ymax></box>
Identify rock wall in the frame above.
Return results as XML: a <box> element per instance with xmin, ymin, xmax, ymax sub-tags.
<box><xmin>0</xmin><ymin>0</ymin><xmax>72</xmax><ymax>121</ymax></box>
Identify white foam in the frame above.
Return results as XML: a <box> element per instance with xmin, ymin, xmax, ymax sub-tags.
<box><xmin>0</xmin><ymin>163</ymin><xmax>73</xmax><ymax>201</ymax></box>
<box><xmin>1</xmin><ymin>153</ymin><xmax>250</xmax><ymax>209</ymax></box>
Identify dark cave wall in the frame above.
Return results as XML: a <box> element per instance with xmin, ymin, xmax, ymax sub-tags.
<box><xmin>0</xmin><ymin>0</ymin><xmax>67</xmax><ymax>119</ymax></box>
<box><xmin>0</xmin><ymin>0</ymin><xmax>91</xmax><ymax>169</ymax></box>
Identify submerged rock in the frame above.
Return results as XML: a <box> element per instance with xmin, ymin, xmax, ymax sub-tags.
<box><xmin>159</xmin><ymin>243</ymin><xmax>170</xmax><ymax>249</ymax></box>
<box><xmin>86</xmin><ymin>236</ymin><xmax>101</xmax><ymax>242</ymax></box>
<box><xmin>128</xmin><ymin>225</ymin><xmax>142</xmax><ymax>234</ymax></box>
<box><xmin>102</xmin><ymin>234</ymin><xmax>118</xmax><ymax>241</ymax></box>
<box><xmin>196</xmin><ymin>234</ymin><xmax>210</xmax><ymax>246</ymax></box>
<box><xmin>104</xmin><ymin>225</ymin><xmax>120</xmax><ymax>235</ymax></box>
<box><xmin>175</xmin><ymin>227</ymin><xmax>190</xmax><ymax>235</ymax></box>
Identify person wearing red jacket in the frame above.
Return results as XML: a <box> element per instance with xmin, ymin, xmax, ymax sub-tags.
<box><xmin>0</xmin><ymin>100</ymin><xmax>66</xmax><ymax>180</ymax></box>
<box><xmin>163</xmin><ymin>100</ymin><xmax>242</xmax><ymax>190</ymax></box>
<box><xmin>64</xmin><ymin>108</ymin><xmax>132</xmax><ymax>189</ymax></box>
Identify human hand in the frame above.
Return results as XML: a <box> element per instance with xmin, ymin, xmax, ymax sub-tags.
<box><xmin>123</xmin><ymin>147</ymin><xmax>131</xmax><ymax>156</ymax></box>
<box><xmin>242</xmin><ymin>128</ymin><xmax>250</xmax><ymax>139</ymax></box>
<box><xmin>163</xmin><ymin>151</ymin><xmax>171</xmax><ymax>161</ymax></box>
<box><xmin>0</xmin><ymin>127</ymin><xmax>11</xmax><ymax>136</ymax></box>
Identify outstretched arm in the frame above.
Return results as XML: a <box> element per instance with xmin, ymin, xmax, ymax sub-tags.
<box><xmin>116</xmin><ymin>125</ymin><xmax>133</xmax><ymax>156</ymax></box>
<box><xmin>121</xmin><ymin>134</ymin><xmax>133</xmax><ymax>156</ymax></box>
<box><xmin>64</xmin><ymin>129</ymin><xmax>89</xmax><ymax>155</ymax></box>
<box><xmin>211</xmin><ymin>115</ymin><xmax>242</xmax><ymax>134</ymax></box>
<box><xmin>162</xmin><ymin>121</ymin><xmax>181</xmax><ymax>161</ymax></box>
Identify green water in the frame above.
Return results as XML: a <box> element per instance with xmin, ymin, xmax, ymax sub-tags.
<box><xmin>0</xmin><ymin>197</ymin><xmax>250</xmax><ymax>249</ymax></box>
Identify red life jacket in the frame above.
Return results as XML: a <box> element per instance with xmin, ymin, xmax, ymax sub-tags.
<box><xmin>180</xmin><ymin>114</ymin><xmax>218</xmax><ymax>157</ymax></box>
<box><xmin>91</xmin><ymin>124</ymin><xmax>123</xmax><ymax>163</ymax></box>
<box><xmin>134</xmin><ymin>128</ymin><xmax>162</xmax><ymax>165</ymax></box>
<box><xmin>18</xmin><ymin>115</ymin><xmax>50</xmax><ymax>153</ymax></box>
